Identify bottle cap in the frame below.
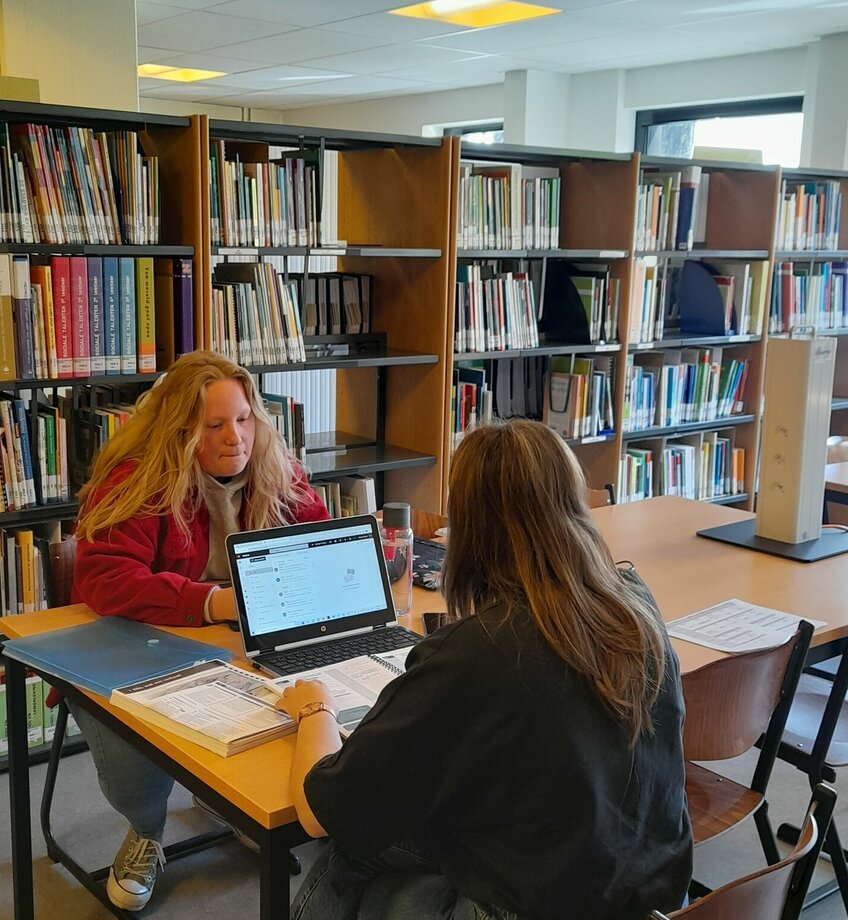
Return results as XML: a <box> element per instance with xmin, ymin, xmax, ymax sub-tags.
<box><xmin>382</xmin><ymin>502</ymin><xmax>411</xmax><ymax>529</ymax></box>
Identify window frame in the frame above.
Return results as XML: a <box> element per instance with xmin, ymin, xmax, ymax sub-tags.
<box><xmin>634</xmin><ymin>96</ymin><xmax>804</xmax><ymax>155</ymax></box>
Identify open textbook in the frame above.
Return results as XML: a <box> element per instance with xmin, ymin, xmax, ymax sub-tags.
<box><xmin>271</xmin><ymin>648</ymin><xmax>413</xmax><ymax>737</ymax></box>
<box><xmin>111</xmin><ymin>660</ymin><xmax>295</xmax><ymax>757</ymax></box>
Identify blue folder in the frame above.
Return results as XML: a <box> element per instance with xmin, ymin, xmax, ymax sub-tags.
<box><xmin>2</xmin><ymin>618</ymin><xmax>232</xmax><ymax>699</ymax></box>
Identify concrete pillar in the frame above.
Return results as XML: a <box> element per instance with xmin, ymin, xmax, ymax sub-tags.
<box><xmin>567</xmin><ymin>69</ymin><xmax>633</xmax><ymax>153</ymax></box>
<box><xmin>503</xmin><ymin>70</ymin><xmax>570</xmax><ymax>147</ymax></box>
<box><xmin>801</xmin><ymin>33</ymin><xmax>848</xmax><ymax>170</ymax></box>
<box><xmin>0</xmin><ymin>0</ymin><xmax>138</xmax><ymax>110</ymax></box>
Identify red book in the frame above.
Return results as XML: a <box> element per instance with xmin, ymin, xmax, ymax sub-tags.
<box><xmin>49</xmin><ymin>256</ymin><xmax>73</xmax><ymax>378</ymax></box>
<box><xmin>69</xmin><ymin>256</ymin><xmax>91</xmax><ymax>377</ymax></box>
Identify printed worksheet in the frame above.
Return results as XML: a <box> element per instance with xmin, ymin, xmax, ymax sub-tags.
<box><xmin>666</xmin><ymin>599</ymin><xmax>824</xmax><ymax>653</ymax></box>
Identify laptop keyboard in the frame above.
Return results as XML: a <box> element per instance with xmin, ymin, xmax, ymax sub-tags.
<box><xmin>263</xmin><ymin>626</ymin><xmax>421</xmax><ymax>676</ymax></box>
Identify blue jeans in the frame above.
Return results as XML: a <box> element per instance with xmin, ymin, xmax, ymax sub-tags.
<box><xmin>292</xmin><ymin>839</ymin><xmax>519</xmax><ymax>920</ymax></box>
<box><xmin>66</xmin><ymin>700</ymin><xmax>174</xmax><ymax>840</ymax></box>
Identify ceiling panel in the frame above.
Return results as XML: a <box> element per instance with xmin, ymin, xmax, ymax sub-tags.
<box><xmin>305</xmin><ymin>42</ymin><xmax>491</xmax><ymax>75</ymax></box>
<box><xmin>136</xmin><ymin>2</ymin><xmax>190</xmax><ymax>26</ymax></box>
<box><xmin>202</xmin><ymin>0</ymin><xmax>403</xmax><ymax>28</ymax></box>
<box><xmin>137</xmin><ymin>10</ymin><xmax>296</xmax><ymax>53</ymax></box>
<box><xmin>219</xmin><ymin>27</ymin><xmax>393</xmax><ymax>64</ymax></box>
<box><xmin>138</xmin><ymin>80</ymin><xmax>252</xmax><ymax>99</ymax></box>
<box><xmin>319</xmin><ymin>11</ymin><xmax>469</xmax><ymax>41</ymax></box>
<box><xmin>199</xmin><ymin>64</ymin><xmax>355</xmax><ymax>89</ymax></box>
<box><xmin>143</xmin><ymin>50</ymin><xmax>284</xmax><ymax>74</ymax></box>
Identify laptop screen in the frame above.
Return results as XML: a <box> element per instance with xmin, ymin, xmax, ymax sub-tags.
<box><xmin>226</xmin><ymin>515</ymin><xmax>397</xmax><ymax>655</ymax></box>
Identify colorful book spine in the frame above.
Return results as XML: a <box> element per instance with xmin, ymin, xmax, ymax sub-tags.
<box><xmin>50</xmin><ymin>256</ymin><xmax>73</xmax><ymax>378</ymax></box>
<box><xmin>0</xmin><ymin>254</ymin><xmax>17</xmax><ymax>380</ymax></box>
<box><xmin>103</xmin><ymin>256</ymin><xmax>120</xmax><ymax>375</ymax></box>
<box><xmin>69</xmin><ymin>256</ymin><xmax>91</xmax><ymax>377</ymax></box>
<box><xmin>87</xmin><ymin>256</ymin><xmax>105</xmax><ymax>375</ymax></box>
<box><xmin>10</xmin><ymin>254</ymin><xmax>34</xmax><ymax>379</ymax></box>
<box><xmin>12</xmin><ymin>397</ymin><xmax>36</xmax><ymax>507</ymax></box>
<box><xmin>135</xmin><ymin>257</ymin><xmax>156</xmax><ymax>373</ymax></box>
<box><xmin>118</xmin><ymin>257</ymin><xmax>136</xmax><ymax>374</ymax></box>
<box><xmin>175</xmin><ymin>258</ymin><xmax>193</xmax><ymax>356</ymax></box>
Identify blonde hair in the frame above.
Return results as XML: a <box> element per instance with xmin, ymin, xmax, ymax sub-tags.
<box><xmin>443</xmin><ymin>419</ymin><xmax>666</xmax><ymax>745</ymax></box>
<box><xmin>77</xmin><ymin>350</ymin><xmax>306</xmax><ymax>542</ymax></box>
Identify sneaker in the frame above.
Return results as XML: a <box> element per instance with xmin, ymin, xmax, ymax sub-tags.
<box><xmin>106</xmin><ymin>828</ymin><xmax>166</xmax><ymax>911</ymax></box>
<box><xmin>192</xmin><ymin>794</ymin><xmax>259</xmax><ymax>854</ymax></box>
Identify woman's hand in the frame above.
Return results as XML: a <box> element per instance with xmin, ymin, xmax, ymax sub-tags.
<box><xmin>208</xmin><ymin>586</ymin><xmax>238</xmax><ymax>623</ymax></box>
<box><xmin>276</xmin><ymin>679</ymin><xmax>338</xmax><ymax>721</ymax></box>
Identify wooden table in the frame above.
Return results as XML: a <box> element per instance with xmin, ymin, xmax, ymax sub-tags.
<box><xmin>5</xmin><ymin>496</ymin><xmax>848</xmax><ymax>920</ymax></box>
<box><xmin>825</xmin><ymin>462</ymin><xmax>848</xmax><ymax>524</ymax></box>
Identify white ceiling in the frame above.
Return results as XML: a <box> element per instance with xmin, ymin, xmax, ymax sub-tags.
<box><xmin>137</xmin><ymin>0</ymin><xmax>848</xmax><ymax>110</ymax></box>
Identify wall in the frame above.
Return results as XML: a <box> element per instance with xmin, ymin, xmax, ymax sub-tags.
<box><xmin>0</xmin><ymin>0</ymin><xmax>138</xmax><ymax>110</ymax></box>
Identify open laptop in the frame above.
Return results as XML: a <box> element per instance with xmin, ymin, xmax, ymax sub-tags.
<box><xmin>226</xmin><ymin>514</ymin><xmax>421</xmax><ymax>678</ymax></box>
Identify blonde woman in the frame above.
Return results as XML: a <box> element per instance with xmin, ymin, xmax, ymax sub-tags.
<box><xmin>281</xmin><ymin>419</ymin><xmax>692</xmax><ymax>920</ymax></box>
<box><xmin>70</xmin><ymin>350</ymin><xmax>328</xmax><ymax>912</ymax></box>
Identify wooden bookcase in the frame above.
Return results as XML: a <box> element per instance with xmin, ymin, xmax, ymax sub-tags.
<box><xmin>202</xmin><ymin>118</ymin><xmax>453</xmax><ymax>513</ymax></box>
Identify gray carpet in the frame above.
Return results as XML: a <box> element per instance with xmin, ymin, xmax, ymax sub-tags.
<box><xmin>1</xmin><ymin>745</ymin><xmax>847</xmax><ymax>918</ymax></box>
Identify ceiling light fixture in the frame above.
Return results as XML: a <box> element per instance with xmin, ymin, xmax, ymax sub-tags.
<box><xmin>389</xmin><ymin>1</ymin><xmax>560</xmax><ymax>27</ymax></box>
<box><xmin>137</xmin><ymin>64</ymin><xmax>227</xmax><ymax>83</ymax></box>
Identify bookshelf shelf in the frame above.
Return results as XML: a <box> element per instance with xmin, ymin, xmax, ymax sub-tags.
<box><xmin>628</xmin><ymin>334</ymin><xmax>762</xmax><ymax>351</ymax></box>
<box><xmin>634</xmin><ymin>249</ymin><xmax>770</xmax><ymax>260</ymax></box>
<box><xmin>305</xmin><ymin>430</ymin><xmax>375</xmax><ymax>453</ymax></box>
<box><xmin>0</xmin><ymin>501</ymin><xmax>79</xmax><ymax>526</ymax></box>
<box><xmin>622</xmin><ymin>414</ymin><xmax>756</xmax><ymax>441</ymax></box>
<box><xmin>706</xmin><ymin>492</ymin><xmax>750</xmax><ymax>505</ymax></box>
<box><xmin>832</xmin><ymin>398</ymin><xmax>848</xmax><ymax>411</ymax></box>
<box><xmin>564</xmin><ymin>433</ymin><xmax>616</xmax><ymax>447</ymax></box>
<box><xmin>455</xmin><ymin>343</ymin><xmax>621</xmax><ymax>361</ymax></box>
<box><xmin>457</xmin><ymin>248</ymin><xmax>628</xmax><ymax>260</ymax></box>
<box><xmin>212</xmin><ymin>246</ymin><xmax>441</xmax><ymax>259</ymax></box>
<box><xmin>0</xmin><ymin>736</ymin><xmax>87</xmax><ymax>775</ymax></box>
<box><xmin>0</xmin><ymin>372</ymin><xmax>164</xmax><ymax>390</ymax></box>
<box><xmin>774</xmin><ymin>250</ymin><xmax>848</xmax><ymax>260</ymax></box>
<box><xmin>247</xmin><ymin>349</ymin><xmax>438</xmax><ymax>373</ymax></box>
<box><xmin>306</xmin><ymin>445</ymin><xmax>436</xmax><ymax>478</ymax></box>
<box><xmin>0</xmin><ymin>244</ymin><xmax>195</xmax><ymax>257</ymax></box>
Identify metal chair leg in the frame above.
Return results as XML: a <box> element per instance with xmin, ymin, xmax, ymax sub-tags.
<box><xmin>39</xmin><ymin>699</ymin><xmax>69</xmax><ymax>864</ymax></box>
<box><xmin>754</xmin><ymin>803</ymin><xmax>781</xmax><ymax>866</ymax></box>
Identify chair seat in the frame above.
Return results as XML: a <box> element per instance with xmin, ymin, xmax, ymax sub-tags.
<box><xmin>686</xmin><ymin>762</ymin><xmax>764</xmax><ymax>845</ymax></box>
<box><xmin>782</xmin><ymin>673</ymin><xmax>848</xmax><ymax>767</ymax></box>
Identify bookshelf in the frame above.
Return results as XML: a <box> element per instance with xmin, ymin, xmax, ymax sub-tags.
<box><xmin>0</xmin><ymin>100</ymin><xmax>203</xmax><ymax>771</ymax></box>
<box><xmin>203</xmin><ymin>118</ymin><xmax>451</xmax><ymax>512</ymax></box>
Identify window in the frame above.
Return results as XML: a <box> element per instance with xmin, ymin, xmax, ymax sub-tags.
<box><xmin>440</xmin><ymin>122</ymin><xmax>504</xmax><ymax>145</ymax></box>
<box><xmin>635</xmin><ymin>97</ymin><xmax>803</xmax><ymax>168</ymax></box>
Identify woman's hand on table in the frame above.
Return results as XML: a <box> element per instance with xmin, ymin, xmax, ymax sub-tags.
<box><xmin>276</xmin><ymin>679</ymin><xmax>338</xmax><ymax>721</ymax></box>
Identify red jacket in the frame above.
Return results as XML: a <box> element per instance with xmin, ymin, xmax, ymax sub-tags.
<box><xmin>73</xmin><ymin>460</ymin><xmax>330</xmax><ymax>628</ymax></box>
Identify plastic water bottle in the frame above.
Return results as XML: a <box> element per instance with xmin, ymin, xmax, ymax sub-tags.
<box><xmin>380</xmin><ymin>502</ymin><xmax>413</xmax><ymax>618</ymax></box>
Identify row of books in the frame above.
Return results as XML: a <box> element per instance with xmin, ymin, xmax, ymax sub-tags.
<box><xmin>299</xmin><ymin>272</ymin><xmax>371</xmax><ymax>337</ymax></box>
<box><xmin>637</xmin><ymin>166</ymin><xmax>708</xmax><ymax>252</ymax></box>
<box><xmin>542</xmin><ymin>354</ymin><xmax>615</xmax><ymax>441</ymax></box>
<box><xmin>262</xmin><ymin>393</ymin><xmax>305</xmax><ymax>464</ymax></box>
<box><xmin>457</xmin><ymin>161</ymin><xmax>561</xmax><ymax>250</ymax></box>
<box><xmin>450</xmin><ymin>366</ymin><xmax>494</xmax><ymax>452</ymax></box>
<box><xmin>629</xmin><ymin>259</ymin><xmax>768</xmax><ymax>344</ymax></box>
<box><xmin>618</xmin><ymin>435</ymin><xmax>746</xmax><ymax>504</ymax></box>
<box><xmin>0</xmin><ymin>668</ymin><xmax>82</xmax><ymax>757</ymax></box>
<box><xmin>211</xmin><ymin>262</ymin><xmax>306</xmax><ymax>366</ymax></box>
<box><xmin>769</xmin><ymin>260</ymin><xmax>848</xmax><ymax>333</ymax></box>
<box><xmin>209</xmin><ymin>142</ymin><xmax>320</xmax><ymax>248</ymax></box>
<box><xmin>0</xmin><ymin>525</ymin><xmax>61</xmax><ymax>615</ymax></box>
<box><xmin>455</xmin><ymin>265</ymin><xmax>539</xmax><ymax>352</ymax></box>
<box><xmin>623</xmin><ymin>349</ymin><xmax>749</xmax><ymax>432</ymax></box>
<box><xmin>776</xmin><ymin>178</ymin><xmax>842</xmax><ymax>252</ymax></box>
<box><xmin>311</xmin><ymin>475</ymin><xmax>377</xmax><ymax>520</ymax></box>
<box><xmin>0</xmin><ymin>124</ymin><xmax>159</xmax><ymax>245</ymax></box>
<box><xmin>0</xmin><ymin>252</ymin><xmax>193</xmax><ymax>382</ymax></box>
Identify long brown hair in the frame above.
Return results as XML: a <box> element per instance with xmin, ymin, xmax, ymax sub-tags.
<box><xmin>443</xmin><ymin>419</ymin><xmax>666</xmax><ymax>744</ymax></box>
<box><xmin>77</xmin><ymin>350</ymin><xmax>306</xmax><ymax>541</ymax></box>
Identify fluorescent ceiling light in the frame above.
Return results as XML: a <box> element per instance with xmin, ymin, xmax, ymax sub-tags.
<box><xmin>389</xmin><ymin>1</ymin><xmax>560</xmax><ymax>27</ymax></box>
<box><xmin>138</xmin><ymin>64</ymin><xmax>226</xmax><ymax>83</ymax></box>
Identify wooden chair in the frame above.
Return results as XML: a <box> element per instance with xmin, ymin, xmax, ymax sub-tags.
<box><xmin>585</xmin><ymin>483</ymin><xmax>616</xmax><ymax>508</ymax></box>
<box><xmin>652</xmin><ymin>783</ymin><xmax>836</xmax><ymax>920</ymax></box>
<box><xmin>682</xmin><ymin>621</ymin><xmax>813</xmax><ymax>867</ymax></box>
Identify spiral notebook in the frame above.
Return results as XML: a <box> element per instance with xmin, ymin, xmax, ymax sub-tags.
<box><xmin>270</xmin><ymin>647</ymin><xmax>412</xmax><ymax>736</ymax></box>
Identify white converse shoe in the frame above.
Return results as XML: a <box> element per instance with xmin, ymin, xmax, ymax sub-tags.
<box><xmin>106</xmin><ymin>828</ymin><xmax>166</xmax><ymax>911</ymax></box>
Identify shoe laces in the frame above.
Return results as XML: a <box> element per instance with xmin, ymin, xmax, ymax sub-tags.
<box><xmin>120</xmin><ymin>834</ymin><xmax>166</xmax><ymax>884</ymax></box>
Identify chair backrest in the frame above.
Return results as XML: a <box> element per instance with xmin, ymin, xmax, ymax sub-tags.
<box><xmin>652</xmin><ymin>783</ymin><xmax>836</xmax><ymax>920</ymax></box>
<box><xmin>682</xmin><ymin>622</ymin><xmax>813</xmax><ymax>764</ymax></box>
<box><xmin>48</xmin><ymin>536</ymin><xmax>77</xmax><ymax>608</ymax></box>
<box><xmin>586</xmin><ymin>484</ymin><xmax>616</xmax><ymax>508</ymax></box>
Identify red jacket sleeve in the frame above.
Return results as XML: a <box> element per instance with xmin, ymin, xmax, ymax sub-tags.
<box><xmin>291</xmin><ymin>467</ymin><xmax>331</xmax><ymax>524</ymax></box>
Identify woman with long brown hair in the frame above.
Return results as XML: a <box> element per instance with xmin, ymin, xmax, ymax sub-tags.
<box><xmin>71</xmin><ymin>350</ymin><xmax>328</xmax><ymax>912</ymax></box>
<box><xmin>281</xmin><ymin>418</ymin><xmax>692</xmax><ymax>920</ymax></box>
